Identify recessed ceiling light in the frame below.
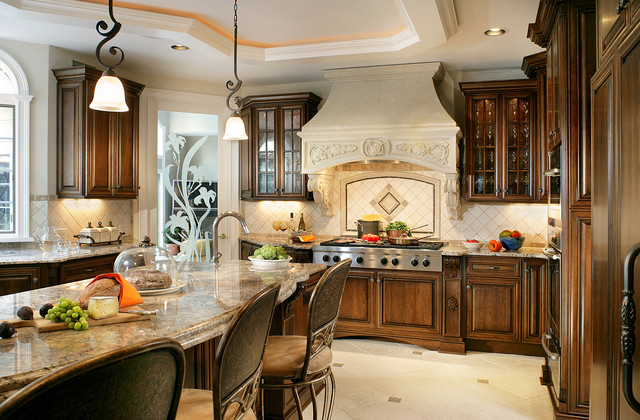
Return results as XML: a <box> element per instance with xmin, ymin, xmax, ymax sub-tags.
<box><xmin>484</xmin><ymin>27</ymin><xmax>507</xmax><ymax>36</ymax></box>
<box><xmin>171</xmin><ymin>44</ymin><xmax>189</xmax><ymax>51</ymax></box>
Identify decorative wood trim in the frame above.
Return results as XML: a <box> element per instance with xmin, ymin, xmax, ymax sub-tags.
<box><xmin>522</xmin><ymin>51</ymin><xmax>548</xmax><ymax>78</ymax></box>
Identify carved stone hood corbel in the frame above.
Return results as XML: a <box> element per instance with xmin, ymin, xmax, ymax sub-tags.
<box><xmin>298</xmin><ymin>62</ymin><xmax>462</xmax><ymax>219</ymax></box>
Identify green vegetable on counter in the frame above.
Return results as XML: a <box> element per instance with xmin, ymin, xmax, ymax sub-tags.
<box><xmin>252</xmin><ymin>244</ymin><xmax>289</xmax><ymax>260</ymax></box>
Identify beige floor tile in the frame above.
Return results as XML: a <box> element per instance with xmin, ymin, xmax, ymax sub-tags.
<box><xmin>481</xmin><ymin>399</ymin><xmax>553</xmax><ymax>419</ymax></box>
<box><xmin>527</xmin><ymin>394</ymin><xmax>554</xmax><ymax>410</ymax></box>
<box><xmin>344</xmin><ymin>401</ymin><xmax>427</xmax><ymax>420</ymax></box>
<box><xmin>401</xmin><ymin>389</ymin><xmax>484</xmax><ymax>419</ymax></box>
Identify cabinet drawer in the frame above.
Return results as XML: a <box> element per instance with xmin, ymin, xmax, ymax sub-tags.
<box><xmin>60</xmin><ymin>255</ymin><xmax>118</xmax><ymax>284</ymax></box>
<box><xmin>466</xmin><ymin>257</ymin><xmax>522</xmax><ymax>278</ymax></box>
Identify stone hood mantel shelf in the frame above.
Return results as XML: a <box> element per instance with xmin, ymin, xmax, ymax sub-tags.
<box><xmin>297</xmin><ymin>62</ymin><xmax>462</xmax><ymax>219</ymax></box>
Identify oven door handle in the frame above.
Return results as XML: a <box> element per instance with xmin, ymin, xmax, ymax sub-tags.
<box><xmin>622</xmin><ymin>242</ymin><xmax>640</xmax><ymax>414</ymax></box>
<box><xmin>541</xmin><ymin>333</ymin><xmax>559</xmax><ymax>361</ymax></box>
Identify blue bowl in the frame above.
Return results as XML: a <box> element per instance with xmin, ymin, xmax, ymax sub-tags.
<box><xmin>500</xmin><ymin>236</ymin><xmax>526</xmax><ymax>251</ymax></box>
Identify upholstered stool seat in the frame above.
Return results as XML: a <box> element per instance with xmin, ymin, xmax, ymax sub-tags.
<box><xmin>177</xmin><ymin>389</ymin><xmax>256</xmax><ymax>420</ymax></box>
<box><xmin>262</xmin><ymin>335</ymin><xmax>333</xmax><ymax>379</ymax></box>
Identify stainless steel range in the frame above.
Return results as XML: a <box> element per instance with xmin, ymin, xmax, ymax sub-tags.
<box><xmin>312</xmin><ymin>239</ymin><xmax>445</xmax><ymax>272</ymax></box>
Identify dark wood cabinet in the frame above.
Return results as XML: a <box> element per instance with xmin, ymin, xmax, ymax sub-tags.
<box><xmin>522</xmin><ymin>258</ymin><xmax>547</xmax><ymax>343</ymax></box>
<box><xmin>338</xmin><ymin>269</ymin><xmax>376</xmax><ymax>330</ymax></box>
<box><xmin>58</xmin><ymin>254</ymin><xmax>118</xmax><ymax>284</ymax></box>
<box><xmin>0</xmin><ymin>265</ymin><xmax>43</xmax><ymax>296</ymax></box>
<box><xmin>460</xmin><ymin>80</ymin><xmax>539</xmax><ymax>202</ymax></box>
<box><xmin>529</xmin><ymin>1</ymin><xmax>595</xmax><ymax>418</ymax></box>
<box><xmin>464</xmin><ymin>256</ymin><xmax>546</xmax><ymax>353</ymax></box>
<box><xmin>522</xmin><ymin>51</ymin><xmax>549</xmax><ymax>201</ymax></box>
<box><xmin>240</xmin><ymin>93</ymin><xmax>321</xmax><ymax>201</ymax></box>
<box><xmin>53</xmin><ymin>66</ymin><xmax>144</xmax><ymax>199</ymax></box>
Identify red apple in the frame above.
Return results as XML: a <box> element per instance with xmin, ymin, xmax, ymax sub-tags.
<box><xmin>511</xmin><ymin>230</ymin><xmax>522</xmax><ymax>238</ymax></box>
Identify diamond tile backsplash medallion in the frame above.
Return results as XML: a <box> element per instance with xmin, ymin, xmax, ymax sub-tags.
<box><xmin>242</xmin><ymin>163</ymin><xmax>547</xmax><ymax>245</ymax></box>
<box><xmin>30</xmin><ymin>196</ymin><xmax>133</xmax><ymax>242</ymax></box>
<box><xmin>342</xmin><ymin>173</ymin><xmax>438</xmax><ymax>237</ymax></box>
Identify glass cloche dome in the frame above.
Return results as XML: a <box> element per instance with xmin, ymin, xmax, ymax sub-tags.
<box><xmin>113</xmin><ymin>236</ymin><xmax>178</xmax><ymax>291</ymax></box>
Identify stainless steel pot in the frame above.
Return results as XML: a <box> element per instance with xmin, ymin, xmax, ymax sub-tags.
<box><xmin>355</xmin><ymin>220</ymin><xmax>380</xmax><ymax>238</ymax></box>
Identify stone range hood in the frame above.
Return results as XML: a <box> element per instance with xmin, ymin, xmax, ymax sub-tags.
<box><xmin>297</xmin><ymin>62</ymin><xmax>462</xmax><ymax>220</ymax></box>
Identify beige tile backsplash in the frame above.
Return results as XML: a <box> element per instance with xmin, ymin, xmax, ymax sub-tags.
<box><xmin>30</xmin><ymin>196</ymin><xmax>133</xmax><ymax>242</ymax></box>
<box><xmin>242</xmin><ymin>164</ymin><xmax>547</xmax><ymax>245</ymax></box>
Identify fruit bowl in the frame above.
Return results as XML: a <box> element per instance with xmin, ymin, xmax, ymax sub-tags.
<box><xmin>500</xmin><ymin>236</ymin><xmax>526</xmax><ymax>251</ymax></box>
<box><xmin>248</xmin><ymin>256</ymin><xmax>292</xmax><ymax>270</ymax></box>
<box><xmin>463</xmin><ymin>241</ymin><xmax>484</xmax><ymax>251</ymax></box>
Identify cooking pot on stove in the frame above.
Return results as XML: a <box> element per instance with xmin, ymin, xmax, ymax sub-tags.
<box><xmin>355</xmin><ymin>220</ymin><xmax>380</xmax><ymax>239</ymax></box>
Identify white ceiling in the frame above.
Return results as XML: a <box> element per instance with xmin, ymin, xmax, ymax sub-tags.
<box><xmin>0</xmin><ymin>0</ymin><xmax>543</xmax><ymax>87</ymax></box>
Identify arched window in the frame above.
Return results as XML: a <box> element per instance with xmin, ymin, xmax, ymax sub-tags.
<box><xmin>0</xmin><ymin>48</ymin><xmax>32</xmax><ymax>241</ymax></box>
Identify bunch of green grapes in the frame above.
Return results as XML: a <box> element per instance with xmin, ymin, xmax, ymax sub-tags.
<box><xmin>44</xmin><ymin>297</ymin><xmax>90</xmax><ymax>331</ymax></box>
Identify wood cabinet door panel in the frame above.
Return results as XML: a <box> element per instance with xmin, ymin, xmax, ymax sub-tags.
<box><xmin>597</xmin><ymin>0</ymin><xmax>627</xmax><ymax>60</ymax></box>
<box><xmin>338</xmin><ymin>270</ymin><xmax>375</xmax><ymax>330</ymax></box>
<box><xmin>86</xmin><ymin>97</ymin><xmax>112</xmax><ymax>197</ymax></box>
<box><xmin>466</xmin><ymin>257</ymin><xmax>522</xmax><ymax>278</ymax></box>
<box><xmin>57</xmin><ymin>82</ymin><xmax>83</xmax><ymax>197</ymax></box>
<box><xmin>377</xmin><ymin>272</ymin><xmax>441</xmax><ymax>335</ymax></box>
<box><xmin>111</xmin><ymin>92</ymin><xmax>139</xmax><ymax>198</ymax></box>
<box><xmin>466</xmin><ymin>277</ymin><xmax>520</xmax><ymax>342</ymax></box>
<box><xmin>0</xmin><ymin>266</ymin><xmax>40</xmax><ymax>296</ymax></box>
<box><xmin>522</xmin><ymin>259</ymin><xmax>547</xmax><ymax>343</ymax></box>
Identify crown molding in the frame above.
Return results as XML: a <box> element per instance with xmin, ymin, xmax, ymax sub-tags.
<box><xmin>435</xmin><ymin>0</ymin><xmax>458</xmax><ymax>40</ymax></box>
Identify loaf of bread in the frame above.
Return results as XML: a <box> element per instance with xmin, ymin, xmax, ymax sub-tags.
<box><xmin>78</xmin><ymin>278</ymin><xmax>121</xmax><ymax>309</ymax></box>
<box><xmin>127</xmin><ymin>266</ymin><xmax>172</xmax><ymax>290</ymax></box>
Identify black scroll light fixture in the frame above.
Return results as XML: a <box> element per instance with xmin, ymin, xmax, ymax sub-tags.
<box><xmin>89</xmin><ymin>0</ymin><xmax>129</xmax><ymax>112</ymax></box>
<box><xmin>222</xmin><ymin>0</ymin><xmax>248</xmax><ymax>140</ymax></box>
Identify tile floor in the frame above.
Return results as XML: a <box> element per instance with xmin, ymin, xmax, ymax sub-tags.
<box><xmin>303</xmin><ymin>338</ymin><xmax>553</xmax><ymax>420</ymax></box>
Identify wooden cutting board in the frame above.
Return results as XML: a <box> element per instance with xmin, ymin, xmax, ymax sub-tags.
<box><xmin>2</xmin><ymin>306</ymin><xmax>151</xmax><ymax>332</ymax></box>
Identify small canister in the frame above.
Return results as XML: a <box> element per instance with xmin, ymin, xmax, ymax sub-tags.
<box><xmin>78</xmin><ymin>222</ymin><xmax>100</xmax><ymax>245</ymax></box>
<box><xmin>96</xmin><ymin>222</ymin><xmax>110</xmax><ymax>243</ymax></box>
<box><xmin>106</xmin><ymin>221</ymin><xmax>120</xmax><ymax>242</ymax></box>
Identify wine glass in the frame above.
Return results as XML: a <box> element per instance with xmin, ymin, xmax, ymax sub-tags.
<box><xmin>280</xmin><ymin>221</ymin><xmax>288</xmax><ymax>234</ymax></box>
<box><xmin>272</xmin><ymin>220</ymin><xmax>281</xmax><ymax>232</ymax></box>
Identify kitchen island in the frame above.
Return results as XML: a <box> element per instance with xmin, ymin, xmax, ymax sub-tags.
<box><xmin>0</xmin><ymin>260</ymin><xmax>326</xmax><ymax>400</ymax></box>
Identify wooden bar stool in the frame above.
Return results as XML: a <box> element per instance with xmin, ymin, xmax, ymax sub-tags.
<box><xmin>176</xmin><ymin>283</ymin><xmax>281</xmax><ymax>420</ymax></box>
<box><xmin>260</xmin><ymin>259</ymin><xmax>351</xmax><ymax>420</ymax></box>
<box><xmin>0</xmin><ymin>337</ymin><xmax>185</xmax><ymax>420</ymax></box>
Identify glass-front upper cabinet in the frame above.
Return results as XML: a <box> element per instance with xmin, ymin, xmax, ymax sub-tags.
<box><xmin>240</xmin><ymin>93</ymin><xmax>321</xmax><ymax>201</ymax></box>
<box><xmin>460</xmin><ymin>80</ymin><xmax>538</xmax><ymax>202</ymax></box>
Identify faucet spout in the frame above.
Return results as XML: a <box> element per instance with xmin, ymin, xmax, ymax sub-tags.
<box><xmin>211</xmin><ymin>211</ymin><xmax>250</xmax><ymax>265</ymax></box>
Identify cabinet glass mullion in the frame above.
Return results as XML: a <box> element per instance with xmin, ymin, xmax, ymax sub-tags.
<box><xmin>505</xmin><ymin>96</ymin><xmax>531</xmax><ymax>197</ymax></box>
<box><xmin>281</xmin><ymin>107</ymin><xmax>303</xmax><ymax>195</ymax></box>
<box><xmin>471</xmin><ymin>98</ymin><xmax>497</xmax><ymax>196</ymax></box>
<box><xmin>256</xmin><ymin>108</ymin><xmax>276</xmax><ymax>195</ymax></box>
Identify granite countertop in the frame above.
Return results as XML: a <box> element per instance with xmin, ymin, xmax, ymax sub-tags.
<box><xmin>0</xmin><ymin>260</ymin><xmax>326</xmax><ymax>396</ymax></box>
<box><xmin>240</xmin><ymin>234</ymin><xmax>547</xmax><ymax>258</ymax></box>
<box><xmin>0</xmin><ymin>242</ymin><xmax>136</xmax><ymax>265</ymax></box>
<box><xmin>239</xmin><ymin>234</ymin><xmax>336</xmax><ymax>250</ymax></box>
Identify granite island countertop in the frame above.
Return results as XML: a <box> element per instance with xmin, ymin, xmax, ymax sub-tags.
<box><xmin>0</xmin><ymin>260</ymin><xmax>326</xmax><ymax>396</ymax></box>
<box><xmin>240</xmin><ymin>234</ymin><xmax>547</xmax><ymax>258</ymax></box>
<box><xmin>0</xmin><ymin>242</ymin><xmax>136</xmax><ymax>265</ymax></box>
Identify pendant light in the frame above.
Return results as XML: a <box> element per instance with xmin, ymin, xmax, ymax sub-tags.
<box><xmin>222</xmin><ymin>0</ymin><xmax>248</xmax><ymax>140</ymax></box>
<box><xmin>89</xmin><ymin>0</ymin><xmax>128</xmax><ymax>112</ymax></box>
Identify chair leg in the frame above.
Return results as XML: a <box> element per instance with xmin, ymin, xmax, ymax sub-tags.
<box><xmin>292</xmin><ymin>386</ymin><xmax>304</xmax><ymax>420</ymax></box>
<box><xmin>309</xmin><ymin>383</ymin><xmax>318</xmax><ymax>420</ymax></box>
<box><xmin>327</xmin><ymin>370</ymin><xmax>336</xmax><ymax>420</ymax></box>
<box><xmin>260</xmin><ymin>387</ymin><xmax>265</xmax><ymax>420</ymax></box>
<box><xmin>321</xmin><ymin>376</ymin><xmax>330</xmax><ymax>420</ymax></box>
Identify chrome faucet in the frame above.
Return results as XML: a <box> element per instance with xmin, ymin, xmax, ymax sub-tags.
<box><xmin>211</xmin><ymin>211</ymin><xmax>250</xmax><ymax>265</ymax></box>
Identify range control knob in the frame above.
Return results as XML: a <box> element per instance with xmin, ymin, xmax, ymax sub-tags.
<box><xmin>380</xmin><ymin>257</ymin><xmax>388</xmax><ymax>265</ymax></box>
<box><xmin>422</xmin><ymin>259</ymin><xmax>430</xmax><ymax>267</ymax></box>
<box><xmin>411</xmin><ymin>258</ymin><xmax>419</xmax><ymax>267</ymax></box>
<box><xmin>322</xmin><ymin>255</ymin><xmax>330</xmax><ymax>262</ymax></box>
<box><xmin>391</xmin><ymin>258</ymin><xmax>399</xmax><ymax>266</ymax></box>
<box><xmin>356</xmin><ymin>256</ymin><xmax>364</xmax><ymax>264</ymax></box>
<box><xmin>333</xmin><ymin>255</ymin><xmax>341</xmax><ymax>263</ymax></box>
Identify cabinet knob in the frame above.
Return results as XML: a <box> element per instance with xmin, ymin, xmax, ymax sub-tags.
<box><xmin>524</xmin><ymin>268</ymin><xmax>531</xmax><ymax>273</ymax></box>
<box><xmin>370</xmin><ymin>277</ymin><xmax>374</xmax><ymax>283</ymax></box>
<box><xmin>32</xmin><ymin>277</ymin><xmax>39</xmax><ymax>284</ymax></box>
<box><xmin>616</xmin><ymin>0</ymin><xmax>629</xmax><ymax>13</ymax></box>
<box><xmin>548</xmin><ymin>130</ymin><xmax>556</xmax><ymax>137</ymax></box>
<box><xmin>218</xmin><ymin>233</ymin><xmax>227</xmax><ymax>239</ymax></box>
<box><xmin>537</xmin><ymin>188</ymin><xmax>543</xmax><ymax>193</ymax></box>
<box><xmin>84</xmin><ymin>268</ymin><xmax>95</xmax><ymax>272</ymax></box>
<box><xmin>466</xmin><ymin>285</ymin><xmax>471</xmax><ymax>289</ymax></box>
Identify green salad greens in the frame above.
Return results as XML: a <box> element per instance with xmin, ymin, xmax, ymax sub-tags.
<box><xmin>252</xmin><ymin>244</ymin><xmax>289</xmax><ymax>260</ymax></box>
<box><xmin>384</xmin><ymin>221</ymin><xmax>411</xmax><ymax>236</ymax></box>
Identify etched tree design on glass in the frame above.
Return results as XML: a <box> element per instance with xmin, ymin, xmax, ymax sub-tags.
<box><xmin>162</xmin><ymin>132</ymin><xmax>216</xmax><ymax>262</ymax></box>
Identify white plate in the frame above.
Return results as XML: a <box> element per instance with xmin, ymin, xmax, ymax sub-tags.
<box><xmin>137</xmin><ymin>280</ymin><xmax>187</xmax><ymax>296</ymax></box>
<box><xmin>248</xmin><ymin>256</ymin><xmax>293</xmax><ymax>270</ymax></box>
<box><xmin>248</xmin><ymin>266</ymin><xmax>293</xmax><ymax>273</ymax></box>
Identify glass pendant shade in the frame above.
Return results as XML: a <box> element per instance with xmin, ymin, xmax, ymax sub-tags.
<box><xmin>223</xmin><ymin>113</ymin><xmax>248</xmax><ymax>140</ymax></box>
<box><xmin>90</xmin><ymin>71</ymin><xmax>129</xmax><ymax>112</ymax></box>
